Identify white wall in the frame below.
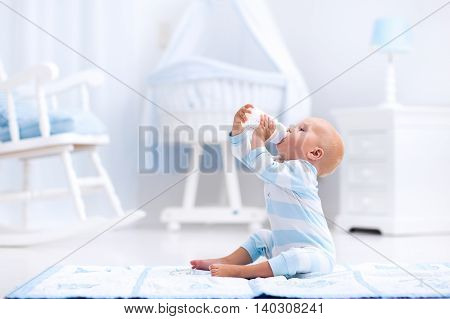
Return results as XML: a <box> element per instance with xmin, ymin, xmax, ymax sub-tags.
<box><xmin>1</xmin><ymin>0</ymin><xmax>449</xmax><ymax>228</ymax></box>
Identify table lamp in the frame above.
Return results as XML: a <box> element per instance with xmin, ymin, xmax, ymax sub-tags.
<box><xmin>371</xmin><ymin>17</ymin><xmax>412</xmax><ymax>107</ymax></box>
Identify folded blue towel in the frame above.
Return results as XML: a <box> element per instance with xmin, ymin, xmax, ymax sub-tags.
<box><xmin>0</xmin><ymin>92</ymin><xmax>106</xmax><ymax>142</ymax></box>
<box><xmin>6</xmin><ymin>263</ymin><xmax>450</xmax><ymax>299</ymax></box>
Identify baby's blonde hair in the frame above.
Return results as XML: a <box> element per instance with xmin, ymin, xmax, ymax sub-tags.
<box><xmin>311</xmin><ymin>118</ymin><xmax>345</xmax><ymax>177</ymax></box>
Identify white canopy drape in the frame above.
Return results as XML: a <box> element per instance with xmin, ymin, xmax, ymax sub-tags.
<box><xmin>152</xmin><ymin>0</ymin><xmax>311</xmax><ymax>124</ymax></box>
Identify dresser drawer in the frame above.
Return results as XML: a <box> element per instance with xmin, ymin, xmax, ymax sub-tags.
<box><xmin>347</xmin><ymin>133</ymin><xmax>388</xmax><ymax>160</ymax></box>
<box><xmin>346</xmin><ymin>162</ymin><xmax>389</xmax><ymax>186</ymax></box>
<box><xmin>346</xmin><ymin>191</ymin><xmax>389</xmax><ymax>215</ymax></box>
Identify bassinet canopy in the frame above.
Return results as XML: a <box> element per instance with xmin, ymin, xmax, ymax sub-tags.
<box><xmin>146</xmin><ymin>0</ymin><xmax>311</xmax><ymax>128</ymax></box>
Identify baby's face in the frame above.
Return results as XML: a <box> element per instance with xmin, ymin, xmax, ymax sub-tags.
<box><xmin>276</xmin><ymin>118</ymin><xmax>323</xmax><ymax>161</ymax></box>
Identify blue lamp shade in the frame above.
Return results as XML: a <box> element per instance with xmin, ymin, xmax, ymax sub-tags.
<box><xmin>371</xmin><ymin>17</ymin><xmax>412</xmax><ymax>53</ymax></box>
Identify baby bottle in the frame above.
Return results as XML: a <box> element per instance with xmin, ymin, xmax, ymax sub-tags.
<box><xmin>244</xmin><ymin>107</ymin><xmax>287</xmax><ymax>144</ymax></box>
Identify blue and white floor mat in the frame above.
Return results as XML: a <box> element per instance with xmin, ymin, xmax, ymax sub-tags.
<box><xmin>6</xmin><ymin>263</ymin><xmax>450</xmax><ymax>299</ymax></box>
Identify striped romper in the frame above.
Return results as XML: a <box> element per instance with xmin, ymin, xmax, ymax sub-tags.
<box><xmin>229</xmin><ymin>129</ymin><xmax>336</xmax><ymax>278</ymax></box>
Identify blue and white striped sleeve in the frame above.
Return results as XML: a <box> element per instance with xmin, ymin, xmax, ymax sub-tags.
<box><xmin>229</xmin><ymin>130</ymin><xmax>253</xmax><ymax>169</ymax></box>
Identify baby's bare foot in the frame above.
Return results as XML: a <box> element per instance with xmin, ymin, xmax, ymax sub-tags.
<box><xmin>209</xmin><ymin>264</ymin><xmax>244</xmax><ymax>278</ymax></box>
<box><xmin>190</xmin><ymin>258</ymin><xmax>228</xmax><ymax>271</ymax></box>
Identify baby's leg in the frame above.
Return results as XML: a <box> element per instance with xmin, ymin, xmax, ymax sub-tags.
<box><xmin>191</xmin><ymin>229</ymin><xmax>274</xmax><ymax>271</ymax></box>
<box><xmin>268</xmin><ymin>246</ymin><xmax>334</xmax><ymax>277</ymax></box>
<box><xmin>210</xmin><ymin>261</ymin><xmax>274</xmax><ymax>279</ymax></box>
<box><xmin>190</xmin><ymin>247</ymin><xmax>252</xmax><ymax>270</ymax></box>
<box><xmin>209</xmin><ymin>246</ymin><xmax>333</xmax><ymax>279</ymax></box>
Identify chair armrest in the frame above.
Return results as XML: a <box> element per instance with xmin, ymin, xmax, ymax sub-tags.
<box><xmin>16</xmin><ymin>69</ymin><xmax>104</xmax><ymax>112</ymax></box>
<box><xmin>0</xmin><ymin>63</ymin><xmax>59</xmax><ymax>90</ymax></box>
<box><xmin>16</xmin><ymin>69</ymin><xmax>104</xmax><ymax>98</ymax></box>
<box><xmin>42</xmin><ymin>69</ymin><xmax>104</xmax><ymax>96</ymax></box>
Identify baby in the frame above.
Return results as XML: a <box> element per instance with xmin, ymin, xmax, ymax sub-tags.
<box><xmin>190</xmin><ymin>104</ymin><xmax>344</xmax><ymax>279</ymax></box>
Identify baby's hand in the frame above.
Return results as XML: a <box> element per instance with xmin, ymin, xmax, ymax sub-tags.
<box><xmin>231</xmin><ymin>104</ymin><xmax>253</xmax><ymax>136</ymax></box>
<box><xmin>253</xmin><ymin>114</ymin><xmax>275</xmax><ymax>142</ymax></box>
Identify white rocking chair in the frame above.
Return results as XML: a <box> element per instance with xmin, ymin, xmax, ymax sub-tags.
<box><xmin>0</xmin><ymin>62</ymin><xmax>144</xmax><ymax>246</ymax></box>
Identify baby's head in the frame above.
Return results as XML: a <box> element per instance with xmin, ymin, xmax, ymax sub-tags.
<box><xmin>276</xmin><ymin>117</ymin><xmax>344</xmax><ymax>177</ymax></box>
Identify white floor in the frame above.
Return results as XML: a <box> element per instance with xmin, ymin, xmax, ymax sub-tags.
<box><xmin>1</xmin><ymin>224</ymin><xmax>450</xmax><ymax>297</ymax></box>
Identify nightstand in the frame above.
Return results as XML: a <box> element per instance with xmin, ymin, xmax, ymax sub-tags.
<box><xmin>332</xmin><ymin>105</ymin><xmax>450</xmax><ymax>235</ymax></box>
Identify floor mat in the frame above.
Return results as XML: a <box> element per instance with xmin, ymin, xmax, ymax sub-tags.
<box><xmin>6</xmin><ymin>263</ymin><xmax>450</xmax><ymax>299</ymax></box>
